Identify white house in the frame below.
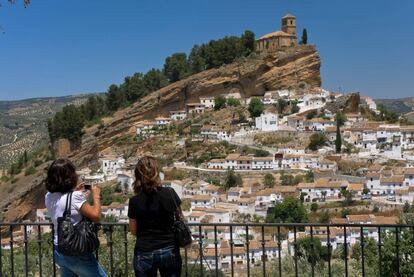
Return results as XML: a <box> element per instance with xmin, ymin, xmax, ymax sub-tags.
<box><xmin>200</xmin><ymin>96</ymin><xmax>215</xmax><ymax>109</ymax></box>
<box><xmin>100</xmin><ymin>156</ymin><xmax>125</xmax><ymax>180</ymax></box>
<box><xmin>186</xmin><ymin>103</ymin><xmax>205</xmax><ymax>114</ymax></box>
<box><xmin>117</xmin><ymin>171</ymin><xmax>134</xmax><ymax>192</ymax></box>
<box><xmin>255</xmin><ymin>112</ymin><xmax>279</xmax><ymax>132</ymax></box>
<box><xmin>155</xmin><ymin>117</ymin><xmax>172</xmax><ymax>126</ymax></box>
<box><xmin>170</xmin><ymin>110</ymin><xmax>187</xmax><ymax>121</ymax></box>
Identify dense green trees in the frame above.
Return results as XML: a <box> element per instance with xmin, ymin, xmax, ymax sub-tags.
<box><xmin>163</xmin><ymin>53</ymin><xmax>190</xmax><ymax>82</ymax></box>
<box><xmin>214</xmin><ymin>95</ymin><xmax>227</xmax><ymax>110</ymax></box>
<box><xmin>308</xmin><ymin>133</ymin><xmax>328</xmax><ymax>151</ymax></box>
<box><xmin>266</xmin><ymin>196</ymin><xmax>308</xmax><ymax>223</ymax></box>
<box><xmin>264</xmin><ymin>173</ymin><xmax>276</xmax><ymax>188</ymax></box>
<box><xmin>248</xmin><ymin>98</ymin><xmax>264</xmax><ymax>118</ymax></box>
<box><xmin>224</xmin><ymin>169</ymin><xmax>243</xmax><ymax>189</ymax></box>
<box><xmin>47</xmin><ymin>31</ymin><xmax>255</xmax><ymax>147</ymax></box>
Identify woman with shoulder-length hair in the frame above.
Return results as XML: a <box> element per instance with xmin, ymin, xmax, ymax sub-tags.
<box><xmin>45</xmin><ymin>158</ymin><xmax>107</xmax><ymax>277</ymax></box>
<box><xmin>128</xmin><ymin>156</ymin><xmax>183</xmax><ymax>277</ymax></box>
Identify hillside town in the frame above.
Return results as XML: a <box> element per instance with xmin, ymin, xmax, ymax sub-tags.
<box><xmin>28</xmin><ymin>85</ymin><xmax>414</xmax><ymax>272</ymax></box>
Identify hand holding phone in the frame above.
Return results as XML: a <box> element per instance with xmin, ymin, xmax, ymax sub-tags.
<box><xmin>83</xmin><ymin>184</ymin><xmax>91</xmax><ymax>190</ymax></box>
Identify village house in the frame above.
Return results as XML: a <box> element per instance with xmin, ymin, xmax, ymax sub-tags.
<box><xmin>227</xmin><ymin>187</ymin><xmax>243</xmax><ymax>202</ymax></box>
<box><xmin>101</xmin><ymin>202</ymin><xmax>128</xmax><ymax>222</ymax></box>
<box><xmin>238</xmin><ymin>197</ymin><xmax>256</xmax><ymax>215</ymax></box>
<box><xmin>297</xmin><ymin>178</ymin><xmax>348</xmax><ymax>202</ymax></box>
<box><xmin>255</xmin><ymin>112</ymin><xmax>279</xmax><ymax>132</ymax></box>
<box><xmin>99</xmin><ymin>155</ymin><xmax>125</xmax><ymax>180</ymax></box>
<box><xmin>190</xmin><ymin>195</ymin><xmax>217</xmax><ymax>209</ymax></box>
<box><xmin>135</xmin><ymin>121</ymin><xmax>156</xmax><ymax>137</ymax></box>
<box><xmin>200</xmin><ymin>96</ymin><xmax>215</xmax><ymax>109</ymax></box>
<box><xmin>186</xmin><ymin>102</ymin><xmax>205</xmax><ymax>114</ymax></box>
<box><xmin>297</xmin><ymin>94</ymin><xmax>325</xmax><ymax>112</ymax></box>
<box><xmin>200</xmin><ymin>125</ymin><xmax>231</xmax><ymax>141</ymax></box>
<box><xmin>116</xmin><ymin>170</ymin><xmax>134</xmax><ymax>192</ymax></box>
<box><xmin>155</xmin><ymin>116</ymin><xmax>172</xmax><ymax>126</ymax></box>
<box><xmin>162</xmin><ymin>180</ymin><xmax>185</xmax><ymax>198</ymax></box>
<box><xmin>170</xmin><ymin>110</ymin><xmax>187</xmax><ymax>121</ymax></box>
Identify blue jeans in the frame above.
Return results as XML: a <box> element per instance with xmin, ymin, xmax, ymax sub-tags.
<box><xmin>134</xmin><ymin>246</ymin><xmax>182</xmax><ymax>277</ymax></box>
<box><xmin>54</xmin><ymin>250</ymin><xmax>107</xmax><ymax>277</ymax></box>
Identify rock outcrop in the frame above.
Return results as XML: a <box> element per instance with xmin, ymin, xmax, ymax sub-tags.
<box><xmin>325</xmin><ymin>92</ymin><xmax>361</xmax><ymax>113</ymax></box>
<box><xmin>70</xmin><ymin>45</ymin><xmax>321</xmax><ymax>167</ymax></box>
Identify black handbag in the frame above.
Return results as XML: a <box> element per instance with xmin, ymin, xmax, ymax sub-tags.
<box><xmin>57</xmin><ymin>191</ymin><xmax>100</xmax><ymax>256</ymax></box>
<box><xmin>168</xmin><ymin>188</ymin><xmax>193</xmax><ymax>248</ymax></box>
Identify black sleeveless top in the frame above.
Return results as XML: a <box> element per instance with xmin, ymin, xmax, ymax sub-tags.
<box><xmin>128</xmin><ymin>187</ymin><xmax>181</xmax><ymax>252</ymax></box>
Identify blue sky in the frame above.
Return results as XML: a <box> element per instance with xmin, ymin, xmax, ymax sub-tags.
<box><xmin>0</xmin><ymin>0</ymin><xmax>413</xmax><ymax>100</ymax></box>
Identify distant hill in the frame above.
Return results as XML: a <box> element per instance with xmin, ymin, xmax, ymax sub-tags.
<box><xmin>0</xmin><ymin>93</ymin><xmax>100</xmax><ymax>169</ymax></box>
<box><xmin>375</xmin><ymin>97</ymin><xmax>414</xmax><ymax>114</ymax></box>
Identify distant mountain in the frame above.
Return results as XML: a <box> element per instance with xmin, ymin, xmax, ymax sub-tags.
<box><xmin>0</xmin><ymin>93</ymin><xmax>100</xmax><ymax>169</ymax></box>
<box><xmin>375</xmin><ymin>97</ymin><xmax>414</xmax><ymax>114</ymax></box>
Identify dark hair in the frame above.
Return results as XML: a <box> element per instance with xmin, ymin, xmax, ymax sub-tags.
<box><xmin>46</xmin><ymin>159</ymin><xmax>78</xmax><ymax>193</ymax></box>
<box><xmin>133</xmin><ymin>156</ymin><xmax>161</xmax><ymax>194</ymax></box>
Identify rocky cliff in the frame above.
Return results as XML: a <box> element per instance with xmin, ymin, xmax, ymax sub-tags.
<box><xmin>70</xmin><ymin>45</ymin><xmax>321</xmax><ymax>166</ymax></box>
<box><xmin>0</xmin><ymin>45</ymin><xmax>321</xmax><ymax>222</ymax></box>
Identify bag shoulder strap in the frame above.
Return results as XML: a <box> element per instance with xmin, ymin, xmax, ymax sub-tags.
<box><xmin>166</xmin><ymin>187</ymin><xmax>179</xmax><ymax>220</ymax></box>
<box><xmin>63</xmin><ymin>191</ymin><xmax>73</xmax><ymax>217</ymax></box>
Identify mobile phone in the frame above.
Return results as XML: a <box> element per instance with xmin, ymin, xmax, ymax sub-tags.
<box><xmin>84</xmin><ymin>184</ymin><xmax>91</xmax><ymax>190</ymax></box>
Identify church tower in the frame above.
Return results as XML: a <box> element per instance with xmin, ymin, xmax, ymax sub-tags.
<box><xmin>281</xmin><ymin>14</ymin><xmax>296</xmax><ymax>36</ymax></box>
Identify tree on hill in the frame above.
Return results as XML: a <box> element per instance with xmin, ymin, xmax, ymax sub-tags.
<box><xmin>225</xmin><ymin>169</ymin><xmax>242</xmax><ymax>189</ymax></box>
<box><xmin>301</xmin><ymin>28</ymin><xmax>308</xmax><ymax>45</ymax></box>
<box><xmin>308</xmin><ymin>133</ymin><xmax>328</xmax><ymax>151</ymax></box>
<box><xmin>263</xmin><ymin>173</ymin><xmax>275</xmax><ymax>188</ymax></box>
<box><xmin>106</xmin><ymin>84</ymin><xmax>125</xmax><ymax>112</ymax></box>
<box><xmin>163</xmin><ymin>52</ymin><xmax>190</xmax><ymax>83</ymax></box>
<box><xmin>214</xmin><ymin>95</ymin><xmax>226</xmax><ymax>110</ymax></box>
<box><xmin>226</xmin><ymin>97</ymin><xmax>241</xmax><ymax>107</ymax></box>
<box><xmin>241</xmin><ymin>30</ymin><xmax>256</xmax><ymax>54</ymax></box>
<box><xmin>276</xmin><ymin>99</ymin><xmax>288</xmax><ymax>115</ymax></box>
<box><xmin>334</xmin><ymin>112</ymin><xmax>347</xmax><ymax>127</ymax></box>
<box><xmin>335</xmin><ymin>123</ymin><xmax>342</xmax><ymax>153</ymax></box>
<box><xmin>123</xmin><ymin>72</ymin><xmax>146</xmax><ymax>103</ymax></box>
<box><xmin>266</xmin><ymin>196</ymin><xmax>308</xmax><ymax>223</ymax></box>
<box><xmin>143</xmin><ymin>68</ymin><xmax>168</xmax><ymax>93</ymax></box>
<box><xmin>248</xmin><ymin>98</ymin><xmax>264</xmax><ymax>118</ymax></box>
<box><xmin>48</xmin><ymin>104</ymin><xmax>85</xmax><ymax>144</ymax></box>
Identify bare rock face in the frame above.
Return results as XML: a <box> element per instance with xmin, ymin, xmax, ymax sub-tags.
<box><xmin>325</xmin><ymin>92</ymin><xmax>361</xmax><ymax>113</ymax></box>
<box><xmin>70</xmin><ymin>45</ymin><xmax>321</xmax><ymax>167</ymax></box>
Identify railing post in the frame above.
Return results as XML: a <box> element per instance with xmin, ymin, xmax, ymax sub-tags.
<box><xmin>51</xmin><ymin>223</ymin><xmax>56</xmax><ymax>277</ymax></box>
<box><xmin>360</xmin><ymin>226</ymin><xmax>365</xmax><ymax>277</ymax></box>
<box><xmin>293</xmin><ymin>226</ymin><xmax>298</xmax><ymax>277</ymax></box>
<box><xmin>199</xmin><ymin>225</ymin><xmax>203</xmax><ymax>276</ymax></box>
<box><xmin>37</xmin><ymin>225</ymin><xmax>43</xmax><ymax>277</ymax></box>
<box><xmin>261</xmin><ymin>225</ymin><xmax>266</xmax><ymax>277</ymax></box>
<box><xmin>229</xmin><ymin>225</ymin><xmax>234</xmax><ymax>277</ymax></box>
<box><xmin>123</xmin><ymin>225</ymin><xmax>128</xmax><ymax>277</ymax></box>
<box><xmin>214</xmin><ymin>225</ymin><xmax>219</xmax><ymax>276</ymax></box>
<box><xmin>245</xmin><ymin>225</ymin><xmax>250</xmax><ymax>277</ymax></box>
<box><xmin>108</xmin><ymin>225</ymin><xmax>114</xmax><ymax>277</ymax></box>
<box><xmin>378</xmin><ymin>226</ymin><xmax>382</xmax><ymax>277</ymax></box>
<box><xmin>327</xmin><ymin>226</ymin><xmax>332</xmax><ymax>277</ymax></box>
<box><xmin>24</xmin><ymin>225</ymin><xmax>29</xmax><ymax>277</ymax></box>
<box><xmin>310</xmin><ymin>226</ymin><xmax>314</xmax><ymax>277</ymax></box>
<box><xmin>395</xmin><ymin>227</ymin><xmax>400</xmax><ymax>277</ymax></box>
<box><xmin>10</xmin><ymin>225</ymin><xmax>14</xmax><ymax>277</ymax></box>
<box><xmin>277</xmin><ymin>226</ymin><xmax>282</xmax><ymax>277</ymax></box>
<box><xmin>343</xmin><ymin>226</ymin><xmax>348</xmax><ymax>277</ymax></box>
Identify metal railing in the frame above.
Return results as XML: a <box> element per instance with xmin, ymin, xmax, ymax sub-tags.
<box><xmin>1</xmin><ymin>222</ymin><xmax>414</xmax><ymax>277</ymax></box>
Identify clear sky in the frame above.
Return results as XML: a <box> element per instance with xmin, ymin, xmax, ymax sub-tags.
<box><xmin>0</xmin><ymin>0</ymin><xmax>413</xmax><ymax>100</ymax></box>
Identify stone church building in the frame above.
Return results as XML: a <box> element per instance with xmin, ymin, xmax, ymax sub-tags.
<box><xmin>256</xmin><ymin>14</ymin><xmax>297</xmax><ymax>52</ymax></box>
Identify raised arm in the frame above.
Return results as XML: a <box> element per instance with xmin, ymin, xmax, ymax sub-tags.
<box><xmin>79</xmin><ymin>185</ymin><xmax>101</xmax><ymax>222</ymax></box>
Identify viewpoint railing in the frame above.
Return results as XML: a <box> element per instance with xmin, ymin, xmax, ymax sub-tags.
<box><xmin>1</xmin><ymin>222</ymin><xmax>414</xmax><ymax>277</ymax></box>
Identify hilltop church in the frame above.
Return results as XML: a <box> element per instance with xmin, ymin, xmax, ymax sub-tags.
<box><xmin>256</xmin><ymin>14</ymin><xmax>297</xmax><ymax>52</ymax></box>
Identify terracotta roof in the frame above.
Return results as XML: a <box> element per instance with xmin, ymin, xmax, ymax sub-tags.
<box><xmin>258</xmin><ymin>31</ymin><xmax>296</xmax><ymax>40</ymax></box>
<box><xmin>374</xmin><ymin>216</ymin><xmax>397</xmax><ymax>225</ymax></box>
<box><xmin>347</xmin><ymin>183</ymin><xmax>364</xmax><ymax>191</ymax></box>
<box><xmin>380</xmin><ymin>175</ymin><xmax>404</xmax><ymax>183</ymax></box>
<box><xmin>226</xmin><ymin>153</ymin><xmax>241</xmax><ymax>160</ymax></box>
<box><xmin>191</xmin><ymin>195</ymin><xmax>211</xmax><ymax>201</ymax></box>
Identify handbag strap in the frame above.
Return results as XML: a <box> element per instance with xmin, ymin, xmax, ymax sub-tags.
<box><xmin>167</xmin><ymin>187</ymin><xmax>179</xmax><ymax>221</ymax></box>
<box><xmin>63</xmin><ymin>191</ymin><xmax>73</xmax><ymax>218</ymax></box>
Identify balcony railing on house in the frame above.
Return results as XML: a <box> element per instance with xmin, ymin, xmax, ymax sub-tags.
<box><xmin>1</xmin><ymin>222</ymin><xmax>414</xmax><ymax>277</ymax></box>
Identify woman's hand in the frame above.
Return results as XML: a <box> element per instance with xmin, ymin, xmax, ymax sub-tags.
<box><xmin>91</xmin><ymin>184</ymin><xmax>101</xmax><ymax>199</ymax></box>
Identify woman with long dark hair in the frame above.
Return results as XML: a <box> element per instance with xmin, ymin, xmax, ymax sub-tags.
<box><xmin>128</xmin><ymin>156</ymin><xmax>183</xmax><ymax>277</ymax></box>
<box><xmin>45</xmin><ymin>158</ymin><xmax>107</xmax><ymax>277</ymax></box>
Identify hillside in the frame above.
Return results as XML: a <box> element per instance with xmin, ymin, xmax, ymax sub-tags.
<box><xmin>0</xmin><ymin>94</ymin><xmax>100</xmax><ymax>169</ymax></box>
<box><xmin>375</xmin><ymin>97</ymin><xmax>414</xmax><ymax>114</ymax></box>
<box><xmin>0</xmin><ymin>45</ymin><xmax>321</xmax><ymax>222</ymax></box>
<box><xmin>70</xmin><ymin>45</ymin><xmax>321</xmax><ymax>166</ymax></box>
